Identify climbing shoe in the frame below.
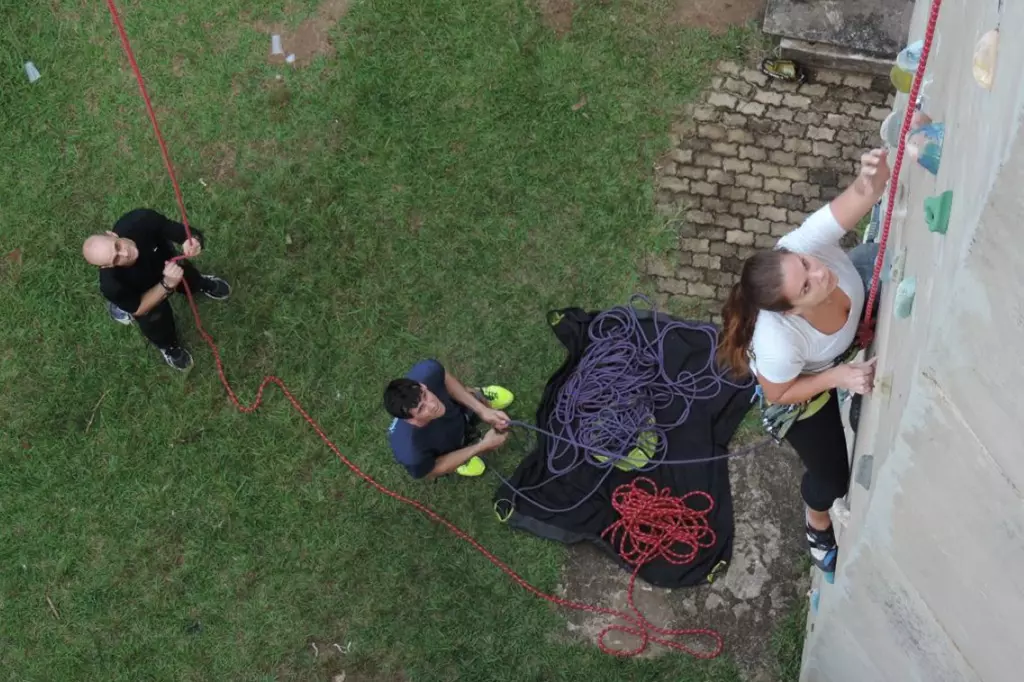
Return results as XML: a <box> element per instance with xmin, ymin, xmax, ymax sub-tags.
<box><xmin>806</xmin><ymin>523</ymin><xmax>838</xmax><ymax>574</ymax></box>
<box><xmin>456</xmin><ymin>455</ymin><xmax>486</xmax><ymax>477</ymax></box>
<box><xmin>480</xmin><ymin>385</ymin><xmax>514</xmax><ymax>410</ymax></box>
<box><xmin>760</xmin><ymin>57</ymin><xmax>806</xmax><ymax>84</ymax></box>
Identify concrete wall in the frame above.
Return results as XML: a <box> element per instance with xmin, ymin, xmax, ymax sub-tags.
<box><xmin>800</xmin><ymin>1</ymin><xmax>1024</xmax><ymax>680</ymax></box>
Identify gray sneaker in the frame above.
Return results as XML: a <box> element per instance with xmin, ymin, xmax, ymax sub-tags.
<box><xmin>108</xmin><ymin>301</ymin><xmax>133</xmax><ymax>325</ymax></box>
<box><xmin>159</xmin><ymin>346</ymin><xmax>193</xmax><ymax>371</ymax></box>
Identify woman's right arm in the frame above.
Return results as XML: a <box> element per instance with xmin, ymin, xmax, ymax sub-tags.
<box><xmin>829</xmin><ymin>149</ymin><xmax>890</xmax><ymax>231</ymax></box>
<box><xmin>759</xmin><ymin>359</ymin><xmax>877</xmax><ymax>405</ymax></box>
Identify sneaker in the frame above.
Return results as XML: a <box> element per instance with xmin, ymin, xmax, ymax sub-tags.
<box><xmin>806</xmin><ymin>523</ymin><xmax>839</xmax><ymax>574</ymax></box>
<box><xmin>199</xmin><ymin>275</ymin><xmax>231</xmax><ymax>300</ymax></box>
<box><xmin>480</xmin><ymin>385</ymin><xmax>514</xmax><ymax>410</ymax></box>
<box><xmin>159</xmin><ymin>345</ymin><xmax>194</xmax><ymax>371</ymax></box>
<box><xmin>455</xmin><ymin>456</ymin><xmax>486</xmax><ymax>477</ymax></box>
<box><xmin>760</xmin><ymin>57</ymin><xmax>807</xmax><ymax>84</ymax></box>
<box><xmin>107</xmin><ymin>301</ymin><xmax>133</xmax><ymax>325</ymax></box>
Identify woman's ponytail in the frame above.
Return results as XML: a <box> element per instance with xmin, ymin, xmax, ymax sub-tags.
<box><xmin>716</xmin><ymin>248</ymin><xmax>791</xmax><ymax>378</ymax></box>
<box><xmin>717</xmin><ymin>283</ymin><xmax>758</xmax><ymax>377</ymax></box>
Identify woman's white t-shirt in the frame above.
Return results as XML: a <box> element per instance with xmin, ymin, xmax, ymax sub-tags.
<box><xmin>749</xmin><ymin>205</ymin><xmax>864</xmax><ymax>384</ymax></box>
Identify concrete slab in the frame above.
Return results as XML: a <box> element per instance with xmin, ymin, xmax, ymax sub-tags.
<box><xmin>556</xmin><ymin>441</ymin><xmax>810</xmax><ymax>680</ymax></box>
<box><xmin>779</xmin><ymin>37</ymin><xmax>895</xmax><ymax>76</ymax></box>
<box><xmin>764</xmin><ymin>0</ymin><xmax>915</xmax><ymax>57</ymax></box>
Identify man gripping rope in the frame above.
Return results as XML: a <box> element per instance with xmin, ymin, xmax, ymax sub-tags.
<box><xmin>82</xmin><ymin>208</ymin><xmax>230</xmax><ymax>370</ymax></box>
<box><xmin>384</xmin><ymin>359</ymin><xmax>514</xmax><ymax>480</ymax></box>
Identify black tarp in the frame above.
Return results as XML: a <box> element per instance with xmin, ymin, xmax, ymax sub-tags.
<box><xmin>494</xmin><ymin>307</ymin><xmax>755</xmax><ymax>588</ymax></box>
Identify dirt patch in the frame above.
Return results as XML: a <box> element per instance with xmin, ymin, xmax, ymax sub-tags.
<box><xmin>537</xmin><ymin>0</ymin><xmax>574</xmax><ymax>37</ymax></box>
<box><xmin>1</xmin><ymin>248</ymin><xmax>23</xmax><ymax>284</ymax></box>
<box><xmin>670</xmin><ymin>0</ymin><xmax>766</xmax><ymax>33</ymax></box>
<box><xmin>558</xmin><ymin>441</ymin><xmax>809</xmax><ymax>680</ymax></box>
<box><xmin>255</xmin><ymin>0</ymin><xmax>351</xmax><ymax>66</ymax></box>
<box><xmin>201</xmin><ymin>142</ymin><xmax>237</xmax><ymax>182</ymax></box>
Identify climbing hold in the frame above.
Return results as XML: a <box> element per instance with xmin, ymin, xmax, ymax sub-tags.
<box><xmin>897</xmin><ymin>39</ymin><xmax>924</xmax><ymax>73</ymax></box>
<box><xmin>906</xmin><ymin>122</ymin><xmax>944</xmax><ymax>175</ymax></box>
<box><xmin>915</xmin><ymin>76</ymin><xmax>934</xmax><ymax>111</ymax></box>
<box><xmin>876</xmin><ymin>374</ymin><xmax>893</xmax><ymax>399</ymax></box>
<box><xmin>924</xmin><ymin>191</ymin><xmax>953</xmax><ymax>235</ymax></box>
<box><xmin>884</xmin><ymin>246</ymin><xmax>906</xmax><ymax>284</ymax></box>
<box><xmin>855</xmin><ymin>454</ymin><xmax>874</xmax><ymax>491</ymax></box>
<box><xmin>973</xmin><ymin>29</ymin><xmax>999</xmax><ymax>90</ymax></box>
<box><xmin>879</xmin><ymin>109</ymin><xmax>905</xmax><ymax>149</ymax></box>
<box><xmin>893</xmin><ymin>277</ymin><xmax>916</xmax><ymax>319</ymax></box>
<box><xmin>889</xmin><ymin>65</ymin><xmax>913</xmax><ymax>93</ymax></box>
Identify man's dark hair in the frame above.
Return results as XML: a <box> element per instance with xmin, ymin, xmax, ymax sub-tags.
<box><xmin>383</xmin><ymin>378</ymin><xmax>423</xmax><ymax>419</ymax></box>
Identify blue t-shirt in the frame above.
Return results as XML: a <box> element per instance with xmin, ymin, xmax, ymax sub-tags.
<box><xmin>388</xmin><ymin>359</ymin><xmax>469</xmax><ymax>479</ymax></box>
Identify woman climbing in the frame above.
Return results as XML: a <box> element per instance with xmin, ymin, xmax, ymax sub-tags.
<box><xmin>716</xmin><ymin>147</ymin><xmax>890</xmax><ymax>575</ymax></box>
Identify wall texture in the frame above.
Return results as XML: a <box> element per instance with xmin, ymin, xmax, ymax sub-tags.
<box><xmin>800</xmin><ymin>1</ymin><xmax>1024</xmax><ymax>681</ymax></box>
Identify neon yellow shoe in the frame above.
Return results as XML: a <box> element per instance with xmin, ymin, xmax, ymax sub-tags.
<box><xmin>456</xmin><ymin>455</ymin><xmax>486</xmax><ymax>477</ymax></box>
<box><xmin>481</xmin><ymin>385</ymin><xmax>514</xmax><ymax>410</ymax></box>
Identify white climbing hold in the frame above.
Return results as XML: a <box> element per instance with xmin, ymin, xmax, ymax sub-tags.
<box><xmin>894</xmin><ymin>277</ymin><xmax>917</xmax><ymax>319</ymax></box>
<box><xmin>973</xmin><ymin>30</ymin><xmax>999</xmax><ymax>90</ymax></box>
<box><xmin>880</xmin><ymin>108</ymin><xmax>905</xmax><ymax>149</ymax></box>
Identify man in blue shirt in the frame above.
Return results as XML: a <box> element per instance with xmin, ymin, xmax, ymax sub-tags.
<box><xmin>384</xmin><ymin>359</ymin><xmax>514</xmax><ymax>480</ymax></box>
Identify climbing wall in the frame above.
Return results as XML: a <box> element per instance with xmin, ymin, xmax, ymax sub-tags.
<box><xmin>801</xmin><ymin>1</ymin><xmax>1024</xmax><ymax>681</ymax></box>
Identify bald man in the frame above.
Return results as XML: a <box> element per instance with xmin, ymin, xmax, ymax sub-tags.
<box><xmin>83</xmin><ymin>208</ymin><xmax>230</xmax><ymax>370</ymax></box>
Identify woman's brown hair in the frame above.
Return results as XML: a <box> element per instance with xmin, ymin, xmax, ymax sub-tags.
<box><xmin>717</xmin><ymin>248</ymin><xmax>793</xmax><ymax>377</ymax></box>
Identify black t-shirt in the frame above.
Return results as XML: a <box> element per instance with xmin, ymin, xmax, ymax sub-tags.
<box><xmin>98</xmin><ymin>209</ymin><xmax>204</xmax><ymax>314</ymax></box>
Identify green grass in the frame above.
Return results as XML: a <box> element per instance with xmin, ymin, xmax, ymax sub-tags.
<box><xmin>1</xmin><ymin>1</ymin><xmax>756</xmax><ymax>679</ymax></box>
<box><xmin>771</xmin><ymin>587</ymin><xmax>810</xmax><ymax>681</ymax></box>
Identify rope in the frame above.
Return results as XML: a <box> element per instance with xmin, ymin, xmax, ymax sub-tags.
<box><xmin>857</xmin><ymin>0</ymin><xmax>942</xmax><ymax>345</ymax></box>
<box><xmin>490</xmin><ymin>296</ymin><xmax>767</xmax><ymax>515</ymax></box>
<box><xmin>541</xmin><ymin>296</ymin><xmax>752</xmax><ymax>475</ymax></box>
<box><xmin>103</xmin><ymin>0</ymin><xmax>722</xmax><ymax>658</ymax></box>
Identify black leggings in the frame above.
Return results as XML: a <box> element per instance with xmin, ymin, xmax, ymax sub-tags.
<box><xmin>784</xmin><ymin>390</ymin><xmax>850</xmax><ymax>512</ymax></box>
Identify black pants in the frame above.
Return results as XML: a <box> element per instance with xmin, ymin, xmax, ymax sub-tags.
<box><xmin>784</xmin><ymin>391</ymin><xmax>849</xmax><ymax>512</ymax></box>
<box><xmin>134</xmin><ymin>261</ymin><xmax>204</xmax><ymax>349</ymax></box>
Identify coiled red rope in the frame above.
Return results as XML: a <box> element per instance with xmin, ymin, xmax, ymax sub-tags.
<box><xmin>857</xmin><ymin>0</ymin><xmax>942</xmax><ymax>346</ymax></box>
<box><xmin>104</xmin><ymin>0</ymin><xmax>722</xmax><ymax>659</ymax></box>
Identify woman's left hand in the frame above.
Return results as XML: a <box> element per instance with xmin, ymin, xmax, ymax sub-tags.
<box><xmin>856</xmin><ymin>148</ymin><xmax>891</xmax><ymax>196</ymax></box>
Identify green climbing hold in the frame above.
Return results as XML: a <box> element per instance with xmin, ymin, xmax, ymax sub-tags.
<box><xmin>894</xmin><ymin>277</ymin><xmax>917</xmax><ymax>319</ymax></box>
<box><xmin>924</xmin><ymin>191</ymin><xmax>953</xmax><ymax>235</ymax></box>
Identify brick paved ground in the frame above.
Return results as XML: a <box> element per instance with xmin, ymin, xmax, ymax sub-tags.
<box><xmin>645</xmin><ymin>61</ymin><xmax>894</xmax><ymax>322</ymax></box>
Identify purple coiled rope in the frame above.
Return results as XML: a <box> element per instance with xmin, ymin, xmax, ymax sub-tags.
<box><xmin>494</xmin><ymin>296</ymin><xmax>766</xmax><ymax>515</ymax></box>
<box><xmin>542</xmin><ymin>295</ymin><xmax>752</xmax><ymax>473</ymax></box>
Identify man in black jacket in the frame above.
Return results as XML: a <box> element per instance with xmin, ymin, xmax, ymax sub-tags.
<box><xmin>82</xmin><ymin>208</ymin><xmax>231</xmax><ymax>370</ymax></box>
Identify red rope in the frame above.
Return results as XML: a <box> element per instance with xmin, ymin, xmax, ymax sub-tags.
<box><xmin>857</xmin><ymin>0</ymin><xmax>943</xmax><ymax>346</ymax></box>
<box><xmin>104</xmin><ymin>0</ymin><xmax>721</xmax><ymax>659</ymax></box>
<box><xmin>597</xmin><ymin>478</ymin><xmax>723</xmax><ymax>657</ymax></box>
